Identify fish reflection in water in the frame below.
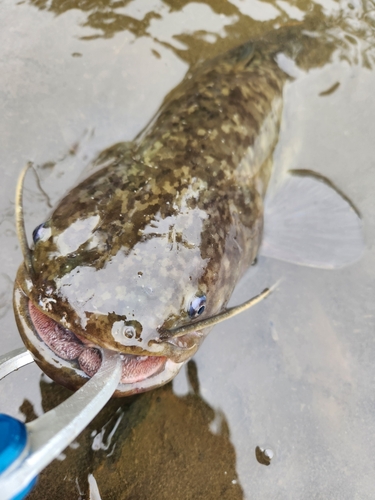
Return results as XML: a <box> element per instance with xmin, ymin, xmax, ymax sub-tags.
<box><xmin>24</xmin><ymin>361</ymin><xmax>243</xmax><ymax>500</ymax></box>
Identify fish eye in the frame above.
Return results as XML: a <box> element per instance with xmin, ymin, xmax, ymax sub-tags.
<box><xmin>32</xmin><ymin>222</ymin><xmax>49</xmax><ymax>244</ymax></box>
<box><xmin>188</xmin><ymin>295</ymin><xmax>206</xmax><ymax>319</ymax></box>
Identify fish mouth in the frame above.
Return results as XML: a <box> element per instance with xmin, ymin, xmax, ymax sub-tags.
<box><xmin>13</xmin><ymin>284</ymin><xmax>188</xmax><ymax>396</ymax></box>
<box><xmin>28</xmin><ymin>301</ymin><xmax>169</xmax><ymax>385</ymax></box>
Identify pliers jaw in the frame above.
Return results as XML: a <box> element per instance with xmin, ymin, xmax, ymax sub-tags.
<box><xmin>0</xmin><ymin>347</ymin><xmax>122</xmax><ymax>500</ymax></box>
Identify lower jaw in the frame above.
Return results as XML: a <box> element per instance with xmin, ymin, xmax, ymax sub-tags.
<box><xmin>13</xmin><ymin>289</ymin><xmax>184</xmax><ymax>397</ymax></box>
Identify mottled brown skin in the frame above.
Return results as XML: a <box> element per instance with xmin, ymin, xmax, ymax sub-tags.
<box><xmin>14</xmin><ymin>40</ymin><xmax>287</xmax><ymax>394</ymax></box>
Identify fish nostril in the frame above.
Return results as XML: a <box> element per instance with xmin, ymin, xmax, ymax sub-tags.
<box><xmin>128</xmin><ymin>320</ymin><xmax>142</xmax><ymax>339</ymax></box>
<box><xmin>111</xmin><ymin>319</ymin><xmax>143</xmax><ymax>345</ymax></box>
<box><xmin>124</xmin><ymin>326</ymin><xmax>135</xmax><ymax>339</ymax></box>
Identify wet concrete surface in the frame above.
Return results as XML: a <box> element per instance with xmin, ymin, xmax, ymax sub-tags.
<box><xmin>0</xmin><ymin>0</ymin><xmax>375</xmax><ymax>498</ymax></box>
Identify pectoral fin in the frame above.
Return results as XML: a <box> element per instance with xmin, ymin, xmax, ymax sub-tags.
<box><xmin>259</xmin><ymin>170</ymin><xmax>365</xmax><ymax>269</ymax></box>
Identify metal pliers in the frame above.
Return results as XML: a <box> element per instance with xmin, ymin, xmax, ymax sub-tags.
<box><xmin>0</xmin><ymin>347</ymin><xmax>122</xmax><ymax>500</ymax></box>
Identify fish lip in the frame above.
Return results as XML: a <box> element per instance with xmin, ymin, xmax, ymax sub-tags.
<box><xmin>152</xmin><ymin>331</ymin><xmax>203</xmax><ymax>352</ymax></box>
<box><xmin>13</xmin><ymin>277</ymin><xmax>185</xmax><ymax>394</ymax></box>
<box><xmin>147</xmin><ymin>332</ymin><xmax>202</xmax><ymax>364</ymax></box>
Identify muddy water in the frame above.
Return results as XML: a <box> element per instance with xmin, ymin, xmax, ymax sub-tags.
<box><xmin>1</xmin><ymin>0</ymin><xmax>375</xmax><ymax>498</ymax></box>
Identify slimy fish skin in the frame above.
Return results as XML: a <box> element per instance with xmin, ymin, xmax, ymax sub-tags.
<box><xmin>13</xmin><ymin>39</ymin><xmax>297</xmax><ymax>395</ymax></box>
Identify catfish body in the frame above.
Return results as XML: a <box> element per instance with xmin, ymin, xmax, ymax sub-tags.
<box><xmin>14</xmin><ymin>40</ymin><xmax>287</xmax><ymax>395</ymax></box>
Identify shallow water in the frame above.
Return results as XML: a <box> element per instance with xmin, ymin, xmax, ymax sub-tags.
<box><xmin>0</xmin><ymin>0</ymin><xmax>375</xmax><ymax>498</ymax></box>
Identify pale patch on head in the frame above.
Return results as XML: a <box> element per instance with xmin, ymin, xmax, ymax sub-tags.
<box><xmin>51</xmin><ymin>204</ymin><xmax>210</xmax><ymax>348</ymax></box>
<box><xmin>54</xmin><ymin>215</ymin><xmax>100</xmax><ymax>256</ymax></box>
